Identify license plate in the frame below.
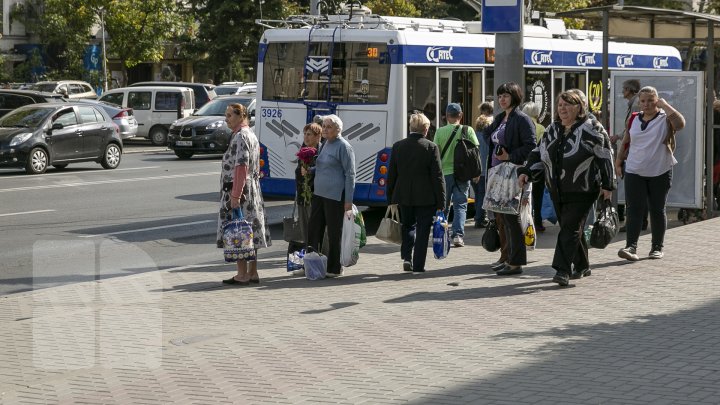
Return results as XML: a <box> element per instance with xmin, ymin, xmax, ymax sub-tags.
<box><xmin>176</xmin><ymin>140</ymin><xmax>193</xmax><ymax>146</ymax></box>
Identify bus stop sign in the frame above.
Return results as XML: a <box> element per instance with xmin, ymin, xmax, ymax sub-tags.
<box><xmin>481</xmin><ymin>0</ymin><xmax>522</xmax><ymax>33</ymax></box>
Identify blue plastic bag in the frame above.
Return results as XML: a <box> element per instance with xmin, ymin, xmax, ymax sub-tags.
<box><xmin>541</xmin><ymin>189</ymin><xmax>557</xmax><ymax>225</ymax></box>
<box><xmin>432</xmin><ymin>211</ymin><xmax>451</xmax><ymax>260</ymax></box>
<box><xmin>287</xmin><ymin>249</ymin><xmax>305</xmax><ymax>272</ymax></box>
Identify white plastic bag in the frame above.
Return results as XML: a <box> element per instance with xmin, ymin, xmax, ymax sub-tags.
<box><xmin>304</xmin><ymin>251</ymin><xmax>327</xmax><ymax>280</ymax></box>
<box><xmin>519</xmin><ymin>199</ymin><xmax>536</xmax><ymax>251</ymax></box>
<box><xmin>340</xmin><ymin>204</ymin><xmax>361</xmax><ymax>267</ymax></box>
<box><xmin>482</xmin><ymin>162</ymin><xmax>522</xmax><ymax>215</ymax></box>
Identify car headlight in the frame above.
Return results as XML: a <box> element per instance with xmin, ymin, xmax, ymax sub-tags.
<box><xmin>206</xmin><ymin>120</ymin><xmax>224</xmax><ymax>130</ymax></box>
<box><xmin>9</xmin><ymin>133</ymin><xmax>32</xmax><ymax>146</ymax></box>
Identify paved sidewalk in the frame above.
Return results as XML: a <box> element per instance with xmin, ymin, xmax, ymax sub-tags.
<box><xmin>1</xmin><ymin>217</ymin><xmax>719</xmax><ymax>404</ymax></box>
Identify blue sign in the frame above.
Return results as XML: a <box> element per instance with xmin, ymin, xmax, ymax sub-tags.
<box><xmin>481</xmin><ymin>0</ymin><xmax>522</xmax><ymax>33</ymax></box>
<box><xmin>84</xmin><ymin>44</ymin><xmax>101</xmax><ymax>71</ymax></box>
<box><xmin>390</xmin><ymin>45</ymin><xmax>486</xmax><ymax>65</ymax></box>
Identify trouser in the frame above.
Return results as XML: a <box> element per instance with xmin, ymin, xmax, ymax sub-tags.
<box><xmin>531</xmin><ymin>180</ymin><xmax>545</xmax><ymax>225</ymax></box>
<box><xmin>307</xmin><ymin>194</ymin><xmax>345</xmax><ymax>274</ymax></box>
<box><xmin>551</xmin><ymin>193</ymin><xmax>597</xmax><ymax>275</ymax></box>
<box><xmin>624</xmin><ymin>170</ymin><xmax>672</xmax><ymax>249</ymax></box>
<box><xmin>499</xmin><ymin>212</ymin><xmax>526</xmax><ymax>266</ymax></box>
<box><xmin>444</xmin><ymin>175</ymin><xmax>470</xmax><ymax>237</ymax></box>
<box><xmin>495</xmin><ymin>213</ymin><xmax>508</xmax><ymax>262</ymax></box>
<box><xmin>474</xmin><ymin>176</ymin><xmax>487</xmax><ymax>222</ymax></box>
<box><xmin>399</xmin><ymin>204</ymin><xmax>436</xmax><ymax>272</ymax></box>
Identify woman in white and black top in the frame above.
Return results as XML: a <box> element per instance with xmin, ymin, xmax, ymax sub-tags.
<box><xmin>615</xmin><ymin>86</ymin><xmax>685</xmax><ymax>262</ymax></box>
<box><xmin>519</xmin><ymin>90</ymin><xmax>615</xmax><ymax>286</ymax></box>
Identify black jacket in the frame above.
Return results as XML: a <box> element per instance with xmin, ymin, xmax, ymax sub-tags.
<box><xmin>387</xmin><ymin>132</ymin><xmax>445</xmax><ymax>208</ymax></box>
<box><xmin>482</xmin><ymin>107</ymin><xmax>536</xmax><ymax>168</ymax></box>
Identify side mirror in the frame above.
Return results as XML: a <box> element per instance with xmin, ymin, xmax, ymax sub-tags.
<box><xmin>52</xmin><ymin>122</ymin><xmax>64</xmax><ymax>130</ymax></box>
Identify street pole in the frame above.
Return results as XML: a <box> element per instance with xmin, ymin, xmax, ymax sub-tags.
<box><xmin>100</xmin><ymin>8</ymin><xmax>108</xmax><ymax>92</ymax></box>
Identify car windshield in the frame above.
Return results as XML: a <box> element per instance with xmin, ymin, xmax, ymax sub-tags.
<box><xmin>0</xmin><ymin>106</ymin><xmax>54</xmax><ymax>128</ymax></box>
<box><xmin>31</xmin><ymin>83</ymin><xmax>58</xmax><ymax>93</ymax></box>
<box><xmin>214</xmin><ymin>87</ymin><xmax>238</xmax><ymax>96</ymax></box>
<box><xmin>194</xmin><ymin>97</ymin><xmax>253</xmax><ymax>116</ymax></box>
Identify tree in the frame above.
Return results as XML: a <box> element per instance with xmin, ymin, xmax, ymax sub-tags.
<box><xmin>364</xmin><ymin>0</ymin><xmax>419</xmax><ymax>16</ymax></box>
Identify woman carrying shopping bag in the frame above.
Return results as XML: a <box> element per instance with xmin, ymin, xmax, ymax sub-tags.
<box><xmin>387</xmin><ymin>112</ymin><xmax>446</xmax><ymax>273</ymax></box>
<box><xmin>518</xmin><ymin>90</ymin><xmax>615</xmax><ymax>286</ymax></box>
<box><xmin>481</xmin><ymin>82</ymin><xmax>536</xmax><ymax>276</ymax></box>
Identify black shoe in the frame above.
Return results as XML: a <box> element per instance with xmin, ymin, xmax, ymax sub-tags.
<box><xmin>552</xmin><ymin>271</ymin><xmax>570</xmax><ymax>286</ymax></box>
<box><xmin>403</xmin><ymin>260</ymin><xmax>413</xmax><ymax>272</ymax></box>
<box><xmin>570</xmin><ymin>268</ymin><xmax>592</xmax><ymax>280</ymax></box>
<box><xmin>491</xmin><ymin>261</ymin><xmax>507</xmax><ymax>272</ymax></box>
<box><xmin>249</xmin><ymin>277</ymin><xmax>260</xmax><ymax>284</ymax></box>
<box><xmin>412</xmin><ymin>268</ymin><xmax>426</xmax><ymax>273</ymax></box>
<box><xmin>474</xmin><ymin>219</ymin><xmax>488</xmax><ymax>228</ymax></box>
<box><xmin>222</xmin><ymin>277</ymin><xmax>249</xmax><ymax>285</ymax></box>
<box><xmin>496</xmin><ymin>265</ymin><xmax>523</xmax><ymax>276</ymax></box>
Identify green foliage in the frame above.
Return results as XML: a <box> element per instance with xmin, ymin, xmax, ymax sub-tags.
<box><xmin>411</xmin><ymin>0</ymin><xmax>451</xmax><ymax>18</ymax></box>
<box><xmin>364</xmin><ymin>0</ymin><xmax>419</xmax><ymax>17</ymax></box>
<box><xmin>533</xmin><ymin>0</ymin><xmax>592</xmax><ymax>28</ymax></box>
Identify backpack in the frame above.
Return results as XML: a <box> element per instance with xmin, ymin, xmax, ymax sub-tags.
<box><xmin>440</xmin><ymin>125</ymin><xmax>482</xmax><ymax>182</ymax></box>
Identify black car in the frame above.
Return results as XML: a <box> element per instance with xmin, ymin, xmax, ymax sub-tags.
<box><xmin>0</xmin><ymin>103</ymin><xmax>123</xmax><ymax>174</ymax></box>
<box><xmin>0</xmin><ymin>90</ymin><xmax>66</xmax><ymax>117</ymax></box>
<box><xmin>129</xmin><ymin>81</ymin><xmax>217</xmax><ymax>108</ymax></box>
<box><xmin>167</xmin><ymin>95</ymin><xmax>255</xmax><ymax>159</ymax></box>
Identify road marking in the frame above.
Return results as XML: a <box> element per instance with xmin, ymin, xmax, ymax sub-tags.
<box><xmin>0</xmin><ymin>166</ymin><xmax>163</xmax><ymax>179</ymax></box>
<box><xmin>0</xmin><ymin>209</ymin><xmax>56</xmax><ymax>217</ymax></box>
<box><xmin>79</xmin><ymin>220</ymin><xmax>215</xmax><ymax>238</ymax></box>
<box><xmin>0</xmin><ymin>171</ymin><xmax>218</xmax><ymax>193</ymax></box>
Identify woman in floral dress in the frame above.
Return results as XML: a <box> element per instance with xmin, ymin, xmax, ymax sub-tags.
<box><xmin>219</xmin><ymin>103</ymin><xmax>271</xmax><ymax>285</ymax></box>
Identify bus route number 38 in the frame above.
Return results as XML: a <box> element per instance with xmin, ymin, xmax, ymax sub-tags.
<box><xmin>261</xmin><ymin>108</ymin><xmax>283</xmax><ymax>119</ymax></box>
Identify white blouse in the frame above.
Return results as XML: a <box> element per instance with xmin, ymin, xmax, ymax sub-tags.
<box><xmin>625</xmin><ymin>110</ymin><xmax>677</xmax><ymax>177</ymax></box>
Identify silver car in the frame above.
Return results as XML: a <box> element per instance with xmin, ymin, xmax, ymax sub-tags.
<box><xmin>76</xmin><ymin>99</ymin><xmax>138</xmax><ymax>139</ymax></box>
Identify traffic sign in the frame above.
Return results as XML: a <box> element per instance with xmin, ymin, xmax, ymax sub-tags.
<box><xmin>481</xmin><ymin>0</ymin><xmax>522</xmax><ymax>33</ymax></box>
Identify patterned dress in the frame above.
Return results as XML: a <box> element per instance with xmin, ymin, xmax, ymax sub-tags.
<box><xmin>217</xmin><ymin>127</ymin><xmax>271</xmax><ymax>254</ymax></box>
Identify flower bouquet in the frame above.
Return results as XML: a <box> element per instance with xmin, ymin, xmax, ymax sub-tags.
<box><xmin>296</xmin><ymin>146</ymin><xmax>317</xmax><ymax>204</ymax></box>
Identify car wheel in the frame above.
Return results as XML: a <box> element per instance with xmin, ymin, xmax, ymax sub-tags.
<box><xmin>149</xmin><ymin>127</ymin><xmax>168</xmax><ymax>146</ymax></box>
<box><xmin>174</xmin><ymin>151</ymin><xmax>194</xmax><ymax>159</ymax></box>
<box><xmin>52</xmin><ymin>164</ymin><xmax>68</xmax><ymax>170</ymax></box>
<box><xmin>101</xmin><ymin>143</ymin><xmax>122</xmax><ymax>169</ymax></box>
<box><xmin>25</xmin><ymin>147</ymin><xmax>48</xmax><ymax>174</ymax></box>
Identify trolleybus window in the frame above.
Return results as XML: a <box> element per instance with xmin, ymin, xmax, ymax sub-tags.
<box><xmin>262</xmin><ymin>42</ymin><xmax>389</xmax><ymax>104</ymax></box>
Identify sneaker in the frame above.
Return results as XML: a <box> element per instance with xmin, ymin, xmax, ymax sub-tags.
<box><xmin>648</xmin><ymin>247</ymin><xmax>664</xmax><ymax>259</ymax></box>
<box><xmin>552</xmin><ymin>271</ymin><xmax>570</xmax><ymax>286</ymax></box>
<box><xmin>618</xmin><ymin>246</ymin><xmax>639</xmax><ymax>261</ymax></box>
<box><xmin>474</xmin><ymin>219</ymin><xmax>489</xmax><ymax>228</ymax></box>
<box><xmin>570</xmin><ymin>268</ymin><xmax>592</xmax><ymax>280</ymax></box>
<box><xmin>292</xmin><ymin>268</ymin><xmax>306</xmax><ymax>276</ymax></box>
<box><xmin>453</xmin><ymin>235</ymin><xmax>464</xmax><ymax>247</ymax></box>
<box><xmin>325</xmin><ymin>269</ymin><xmax>344</xmax><ymax>278</ymax></box>
<box><xmin>491</xmin><ymin>261</ymin><xmax>507</xmax><ymax>272</ymax></box>
<box><xmin>403</xmin><ymin>260</ymin><xmax>413</xmax><ymax>272</ymax></box>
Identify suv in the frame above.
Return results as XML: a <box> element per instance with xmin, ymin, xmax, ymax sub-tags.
<box><xmin>129</xmin><ymin>81</ymin><xmax>216</xmax><ymax>109</ymax></box>
<box><xmin>0</xmin><ymin>90</ymin><xmax>66</xmax><ymax>117</ymax></box>
<box><xmin>31</xmin><ymin>80</ymin><xmax>98</xmax><ymax>100</ymax></box>
<box><xmin>167</xmin><ymin>95</ymin><xmax>256</xmax><ymax>159</ymax></box>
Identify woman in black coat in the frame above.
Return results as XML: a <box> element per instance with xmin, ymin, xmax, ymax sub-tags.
<box><xmin>482</xmin><ymin>82</ymin><xmax>536</xmax><ymax>276</ymax></box>
<box><xmin>387</xmin><ymin>112</ymin><xmax>446</xmax><ymax>273</ymax></box>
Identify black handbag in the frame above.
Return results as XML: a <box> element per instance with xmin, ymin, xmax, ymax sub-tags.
<box><xmin>590</xmin><ymin>199</ymin><xmax>619</xmax><ymax>249</ymax></box>
<box><xmin>282</xmin><ymin>200</ymin><xmax>304</xmax><ymax>243</ymax></box>
<box><xmin>481</xmin><ymin>220</ymin><xmax>501</xmax><ymax>252</ymax></box>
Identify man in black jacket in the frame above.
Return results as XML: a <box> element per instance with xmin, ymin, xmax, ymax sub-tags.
<box><xmin>387</xmin><ymin>113</ymin><xmax>446</xmax><ymax>273</ymax></box>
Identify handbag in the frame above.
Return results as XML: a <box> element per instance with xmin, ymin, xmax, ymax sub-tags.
<box><xmin>590</xmin><ymin>199</ymin><xmax>620</xmax><ymax>249</ymax></box>
<box><xmin>222</xmin><ymin>208</ymin><xmax>255</xmax><ymax>262</ymax></box>
<box><xmin>481</xmin><ymin>220</ymin><xmax>501</xmax><ymax>252</ymax></box>
<box><xmin>376</xmin><ymin>205</ymin><xmax>402</xmax><ymax>245</ymax></box>
<box><xmin>432</xmin><ymin>211</ymin><xmax>451</xmax><ymax>259</ymax></box>
<box><xmin>282</xmin><ymin>200</ymin><xmax>304</xmax><ymax>243</ymax></box>
<box><xmin>482</xmin><ymin>162</ymin><xmax>523</xmax><ymax>215</ymax></box>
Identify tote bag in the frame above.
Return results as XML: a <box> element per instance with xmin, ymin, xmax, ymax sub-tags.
<box><xmin>222</xmin><ymin>208</ymin><xmax>255</xmax><ymax>262</ymax></box>
<box><xmin>482</xmin><ymin>162</ymin><xmax>522</xmax><ymax>215</ymax></box>
<box><xmin>376</xmin><ymin>205</ymin><xmax>402</xmax><ymax>245</ymax></box>
<box><xmin>282</xmin><ymin>200</ymin><xmax>304</xmax><ymax>243</ymax></box>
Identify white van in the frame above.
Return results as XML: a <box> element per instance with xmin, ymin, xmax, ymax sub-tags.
<box><xmin>98</xmin><ymin>86</ymin><xmax>194</xmax><ymax>145</ymax></box>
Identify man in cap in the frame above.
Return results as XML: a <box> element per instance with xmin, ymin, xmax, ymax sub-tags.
<box><xmin>433</xmin><ymin>103</ymin><xmax>480</xmax><ymax>247</ymax></box>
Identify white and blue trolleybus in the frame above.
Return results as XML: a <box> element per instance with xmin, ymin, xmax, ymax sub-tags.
<box><xmin>255</xmin><ymin>10</ymin><xmax>682</xmax><ymax>205</ymax></box>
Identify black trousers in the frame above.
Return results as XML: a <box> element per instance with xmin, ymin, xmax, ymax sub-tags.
<box><xmin>551</xmin><ymin>193</ymin><xmax>597</xmax><ymax>275</ymax></box>
<box><xmin>307</xmin><ymin>194</ymin><xmax>345</xmax><ymax>274</ymax></box>
<box><xmin>624</xmin><ymin>170</ymin><xmax>672</xmax><ymax>249</ymax></box>
<box><xmin>531</xmin><ymin>180</ymin><xmax>545</xmax><ymax>225</ymax></box>
<box><xmin>499</xmin><ymin>212</ymin><xmax>526</xmax><ymax>266</ymax></box>
<box><xmin>399</xmin><ymin>204</ymin><xmax>436</xmax><ymax>272</ymax></box>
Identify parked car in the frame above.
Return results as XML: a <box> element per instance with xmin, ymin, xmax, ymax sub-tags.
<box><xmin>0</xmin><ymin>103</ymin><xmax>123</xmax><ymax>174</ymax></box>
<box><xmin>30</xmin><ymin>80</ymin><xmax>98</xmax><ymax>100</ymax></box>
<box><xmin>167</xmin><ymin>95</ymin><xmax>256</xmax><ymax>159</ymax></box>
<box><xmin>129</xmin><ymin>81</ymin><xmax>216</xmax><ymax>109</ymax></box>
<box><xmin>0</xmin><ymin>89</ymin><xmax>66</xmax><ymax>117</ymax></box>
<box><xmin>75</xmin><ymin>99</ymin><xmax>138</xmax><ymax>140</ymax></box>
<box><xmin>98</xmin><ymin>86</ymin><xmax>194</xmax><ymax>145</ymax></box>
<box><xmin>214</xmin><ymin>83</ymin><xmax>257</xmax><ymax>96</ymax></box>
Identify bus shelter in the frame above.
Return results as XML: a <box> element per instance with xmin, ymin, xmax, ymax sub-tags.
<box><xmin>554</xmin><ymin>6</ymin><xmax>720</xmax><ymax>219</ymax></box>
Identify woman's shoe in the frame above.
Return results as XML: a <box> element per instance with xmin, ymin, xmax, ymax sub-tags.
<box><xmin>552</xmin><ymin>271</ymin><xmax>570</xmax><ymax>286</ymax></box>
<box><xmin>249</xmin><ymin>277</ymin><xmax>260</xmax><ymax>284</ymax></box>
<box><xmin>496</xmin><ymin>265</ymin><xmax>523</xmax><ymax>276</ymax></box>
<box><xmin>222</xmin><ymin>277</ymin><xmax>249</xmax><ymax>285</ymax></box>
<box><xmin>570</xmin><ymin>268</ymin><xmax>592</xmax><ymax>280</ymax></box>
